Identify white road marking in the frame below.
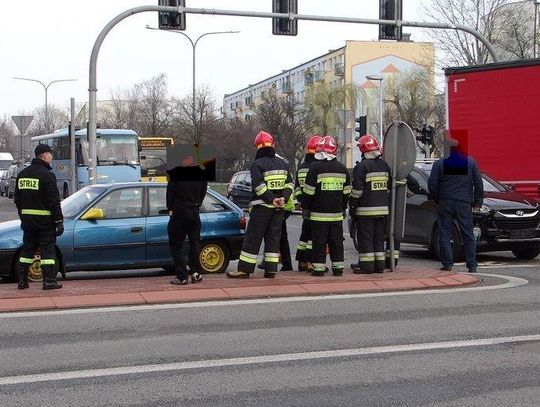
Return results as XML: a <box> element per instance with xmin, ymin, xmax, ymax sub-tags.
<box><xmin>0</xmin><ymin>273</ymin><xmax>527</xmax><ymax>319</ymax></box>
<box><xmin>0</xmin><ymin>334</ymin><xmax>538</xmax><ymax>386</ymax></box>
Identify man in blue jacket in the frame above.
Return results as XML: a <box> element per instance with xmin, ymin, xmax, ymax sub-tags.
<box><xmin>428</xmin><ymin>142</ymin><xmax>484</xmax><ymax>273</ymax></box>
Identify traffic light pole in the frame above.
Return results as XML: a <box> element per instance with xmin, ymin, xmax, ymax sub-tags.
<box><xmin>87</xmin><ymin>4</ymin><xmax>499</xmax><ymax>184</ymax></box>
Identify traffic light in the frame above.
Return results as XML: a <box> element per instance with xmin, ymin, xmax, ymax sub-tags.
<box><xmin>379</xmin><ymin>0</ymin><xmax>402</xmax><ymax>41</ymax></box>
<box><xmin>354</xmin><ymin>116</ymin><xmax>367</xmax><ymax>141</ymax></box>
<box><xmin>159</xmin><ymin>0</ymin><xmax>186</xmax><ymax>31</ymax></box>
<box><xmin>272</xmin><ymin>0</ymin><xmax>298</xmax><ymax>36</ymax></box>
<box><xmin>415</xmin><ymin>124</ymin><xmax>434</xmax><ymax>145</ymax></box>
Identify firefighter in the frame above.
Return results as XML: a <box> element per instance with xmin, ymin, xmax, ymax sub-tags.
<box><xmin>349</xmin><ymin>135</ymin><xmax>391</xmax><ymax>274</ymax></box>
<box><xmin>302</xmin><ymin>136</ymin><xmax>351</xmax><ymax>277</ymax></box>
<box><xmin>294</xmin><ymin>135</ymin><xmax>322</xmax><ymax>271</ymax></box>
<box><xmin>14</xmin><ymin>144</ymin><xmax>64</xmax><ymax>290</ymax></box>
<box><xmin>226</xmin><ymin>131</ymin><xmax>294</xmax><ymax>279</ymax></box>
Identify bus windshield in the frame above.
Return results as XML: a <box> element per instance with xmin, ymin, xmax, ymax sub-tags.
<box><xmin>95</xmin><ymin>134</ymin><xmax>139</xmax><ymax>166</ymax></box>
<box><xmin>0</xmin><ymin>160</ymin><xmax>12</xmax><ymax>170</ymax></box>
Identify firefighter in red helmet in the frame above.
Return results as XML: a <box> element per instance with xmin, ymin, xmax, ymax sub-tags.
<box><xmin>294</xmin><ymin>135</ymin><xmax>322</xmax><ymax>271</ymax></box>
<box><xmin>349</xmin><ymin>135</ymin><xmax>391</xmax><ymax>274</ymax></box>
<box><xmin>227</xmin><ymin>131</ymin><xmax>293</xmax><ymax>279</ymax></box>
<box><xmin>302</xmin><ymin>136</ymin><xmax>351</xmax><ymax>276</ymax></box>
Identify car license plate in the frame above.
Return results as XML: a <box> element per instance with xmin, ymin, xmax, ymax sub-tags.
<box><xmin>510</xmin><ymin>228</ymin><xmax>536</xmax><ymax>239</ymax></box>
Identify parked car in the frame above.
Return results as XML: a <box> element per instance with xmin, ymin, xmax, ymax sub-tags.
<box><xmin>0</xmin><ymin>182</ymin><xmax>246</xmax><ymax>280</ymax></box>
<box><xmin>226</xmin><ymin>170</ymin><xmax>252</xmax><ymax>209</ymax></box>
<box><xmin>350</xmin><ymin>161</ymin><xmax>540</xmax><ymax>260</ymax></box>
<box><xmin>7</xmin><ymin>163</ymin><xmax>30</xmax><ymax>199</ymax></box>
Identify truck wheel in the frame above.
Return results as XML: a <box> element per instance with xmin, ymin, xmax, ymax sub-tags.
<box><xmin>199</xmin><ymin>240</ymin><xmax>230</xmax><ymax>273</ymax></box>
<box><xmin>511</xmin><ymin>246</ymin><xmax>540</xmax><ymax>260</ymax></box>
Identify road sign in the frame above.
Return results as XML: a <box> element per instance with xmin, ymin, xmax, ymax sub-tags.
<box><xmin>382</xmin><ymin>121</ymin><xmax>417</xmax><ymax>180</ymax></box>
<box><xmin>11</xmin><ymin>115</ymin><xmax>33</xmax><ymax>135</ymax></box>
<box><xmin>382</xmin><ymin>121</ymin><xmax>417</xmax><ymax>271</ymax></box>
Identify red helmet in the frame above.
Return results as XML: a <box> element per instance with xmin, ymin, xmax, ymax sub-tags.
<box><xmin>306</xmin><ymin>135</ymin><xmax>322</xmax><ymax>154</ymax></box>
<box><xmin>316</xmin><ymin>136</ymin><xmax>337</xmax><ymax>154</ymax></box>
<box><xmin>358</xmin><ymin>134</ymin><xmax>381</xmax><ymax>154</ymax></box>
<box><xmin>254</xmin><ymin>131</ymin><xmax>275</xmax><ymax>149</ymax></box>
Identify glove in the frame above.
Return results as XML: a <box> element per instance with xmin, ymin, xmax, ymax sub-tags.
<box><xmin>55</xmin><ymin>221</ymin><xmax>64</xmax><ymax>237</ymax></box>
<box><xmin>302</xmin><ymin>209</ymin><xmax>310</xmax><ymax>220</ymax></box>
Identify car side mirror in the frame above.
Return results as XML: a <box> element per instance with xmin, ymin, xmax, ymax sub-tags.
<box><xmin>81</xmin><ymin>207</ymin><xmax>105</xmax><ymax>220</ymax></box>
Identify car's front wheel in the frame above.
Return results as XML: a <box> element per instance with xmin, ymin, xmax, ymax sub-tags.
<box><xmin>511</xmin><ymin>245</ymin><xmax>540</xmax><ymax>260</ymax></box>
<box><xmin>199</xmin><ymin>240</ymin><xmax>230</xmax><ymax>273</ymax></box>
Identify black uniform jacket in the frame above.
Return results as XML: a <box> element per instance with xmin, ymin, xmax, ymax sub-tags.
<box><xmin>166</xmin><ymin>180</ymin><xmax>208</xmax><ymax>213</ymax></box>
<box><xmin>350</xmin><ymin>157</ymin><xmax>391</xmax><ymax>217</ymax></box>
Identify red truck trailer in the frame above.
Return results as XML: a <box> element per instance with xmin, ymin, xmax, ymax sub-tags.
<box><xmin>445</xmin><ymin>60</ymin><xmax>540</xmax><ymax>200</ymax></box>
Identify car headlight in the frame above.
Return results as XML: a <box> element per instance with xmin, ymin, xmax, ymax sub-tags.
<box><xmin>478</xmin><ymin>205</ymin><xmax>491</xmax><ymax>214</ymax></box>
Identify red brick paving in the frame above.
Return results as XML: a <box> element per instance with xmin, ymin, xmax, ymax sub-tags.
<box><xmin>0</xmin><ymin>267</ymin><xmax>480</xmax><ymax>312</ymax></box>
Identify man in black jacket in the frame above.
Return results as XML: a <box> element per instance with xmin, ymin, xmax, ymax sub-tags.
<box><xmin>14</xmin><ymin>144</ymin><xmax>64</xmax><ymax>290</ymax></box>
<box><xmin>167</xmin><ymin>179</ymin><xmax>207</xmax><ymax>285</ymax></box>
<box><xmin>428</xmin><ymin>142</ymin><xmax>483</xmax><ymax>273</ymax></box>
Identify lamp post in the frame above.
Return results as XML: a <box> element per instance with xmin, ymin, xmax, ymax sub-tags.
<box><xmin>146</xmin><ymin>26</ymin><xmax>239</xmax><ymax>121</ymax></box>
<box><xmin>366</xmin><ymin>74</ymin><xmax>384</xmax><ymax>146</ymax></box>
<box><xmin>13</xmin><ymin>77</ymin><xmax>78</xmax><ymax>133</ymax></box>
<box><xmin>534</xmin><ymin>0</ymin><xmax>540</xmax><ymax>58</ymax></box>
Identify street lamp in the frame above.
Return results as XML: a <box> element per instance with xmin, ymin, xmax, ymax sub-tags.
<box><xmin>146</xmin><ymin>26</ymin><xmax>240</xmax><ymax>121</ymax></box>
<box><xmin>534</xmin><ymin>0</ymin><xmax>540</xmax><ymax>58</ymax></box>
<box><xmin>13</xmin><ymin>77</ymin><xmax>78</xmax><ymax>133</ymax></box>
<box><xmin>366</xmin><ymin>74</ymin><xmax>384</xmax><ymax>146</ymax></box>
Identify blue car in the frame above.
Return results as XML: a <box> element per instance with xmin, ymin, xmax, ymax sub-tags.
<box><xmin>0</xmin><ymin>182</ymin><xmax>246</xmax><ymax>279</ymax></box>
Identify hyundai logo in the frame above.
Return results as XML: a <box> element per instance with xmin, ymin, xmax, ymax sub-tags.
<box><xmin>516</xmin><ymin>210</ymin><xmax>524</xmax><ymax>216</ymax></box>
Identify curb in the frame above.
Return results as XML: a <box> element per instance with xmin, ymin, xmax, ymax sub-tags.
<box><xmin>0</xmin><ymin>270</ymin><xmax>480</xmax><ymax>313</ymax></box>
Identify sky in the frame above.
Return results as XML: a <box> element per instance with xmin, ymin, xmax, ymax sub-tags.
<box><xmin>0</xmin><ymin>0</ymin><xmax>426</xmax><ymax>120</ymax></box>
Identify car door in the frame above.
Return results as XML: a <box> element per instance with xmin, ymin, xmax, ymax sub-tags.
<box><xmin>73</xmin><ymin>186</ymin><xmax>146</xmax><ymax>268</ymax></box>
<box><xmin>145</xmin><ymin>185</ymin><xmax>171</xmax><ymax>264</ymax></box>
<box><xmin>199</xmin><ymin>192</ymin><xmax>238</xmax><ymax>238</ymax></box>
<box><xmin>403</xmin><ymin>169</ymin><xmax>432</xmax><ymax>243</ymax></box>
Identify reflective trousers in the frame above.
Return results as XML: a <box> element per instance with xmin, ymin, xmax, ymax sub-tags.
<box><xmin>310</xmin><ymin>220</ymin><xmax>344</xmax><ymax>272</ymax></box>
<box><xmin>355</xmin><ymin>216</ymin><xmax>386</xmax><ymax>272</ymax></box>
<box><xmin>19</xmin><ymin>229</ymin><xmax>56</xmax><ymax>271</ymax></box>
<box><xmin>168</xmin><ymin>208</ymin><xmax>201</xmax><ymax>280</ymax></box>
<box><xmin>295</xmin><ymin>218</ymin><xmax>312</xmax><ymax>263</ymax></box>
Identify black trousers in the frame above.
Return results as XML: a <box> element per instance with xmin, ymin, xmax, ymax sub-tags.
<box><xmin>168</xmin><ymin>208</ymin><xmax>201</xmax><ymax>280</ymax></box>
<box><xmin>356</xmin><ymin>216</ymin><xmax>386</xmax><ymax>272</ymax></box>
<box><xmin>280</xmin><ymin>211</ymin><xmax>292</xmax><ymax>270</ymax></box>
<box><xmin>295</xmin><ymin>218</ymin><xmax>312</xmax><ymax>263</ymax></box>
<box><xmin>310</xmin><ymin>221</ymin><xmax>344</xmax><ymax>272</ymax></box>
<box><xmin>19</xmin><ymin>229</ymin><xmax>57</xmax><ymax>271</ymax></box>
<box><xmin>238</xmin><ymin>206</ymin><xmax>284</xmax><ymax>274</ymax></box>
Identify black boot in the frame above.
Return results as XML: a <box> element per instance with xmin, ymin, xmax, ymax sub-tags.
<box><xmin>18</xmin><ymin>266</ymin><xmax>29</xmax><ymax>289</ymax></box>
<box><xmin>42</xmin><ymin>266</ymin><xmax>62</xmax><ymax>290</ymax></box>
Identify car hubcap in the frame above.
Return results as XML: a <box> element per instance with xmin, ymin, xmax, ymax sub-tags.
<box><xmin>200</xmin><ymin>244</ymin><xmax>224</xmax><ymax>273</ymax></box>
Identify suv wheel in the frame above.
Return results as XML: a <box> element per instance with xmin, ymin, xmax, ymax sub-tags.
<box><xmin>511</xmin><ymin>246</ymin><xmax>540</xmax><ymax>260</ymax></box>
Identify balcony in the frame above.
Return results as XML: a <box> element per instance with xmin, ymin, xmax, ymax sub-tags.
<box><xmin>281</xmin><ymin>81</ymin><xmax>293</xmax><ymax>94</ymax></box>
<box><xmin>334</xmin><ymin>63</ymin><xmax>345</xmax><ymax>76</ymax></box>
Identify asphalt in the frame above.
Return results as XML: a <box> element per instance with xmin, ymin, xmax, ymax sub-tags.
<box><xmin>0</xmin><ymin>267</ymin><xmax>479</xmax><ymax>312</ymax></box>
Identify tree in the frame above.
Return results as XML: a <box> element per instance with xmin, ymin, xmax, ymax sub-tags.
<box><xmin>421</xmin><ymin>0</ymin><xmax>510</xmax><ymax>65</ymax></box>
<box><xmin>255</xmin><ymin>92</ymin><xmax>314</xmax><ymax>169</ymax></box>
<box><xmin>494</xmin><ymin>1</ymin><xmax>537</xmax><ymax>60</ymax></box>
<box><xmin>304</xmin><ymin>82</ymin><xmax>357</xmax><ymax>135</ymax></box>
<box><xmin>26</xmin><ymin>105</ymin><xmax>69</xmax><ymax>137</ymax></box>
<box><xmin>172</xmin><ymin>86</ymin><xmax>221</xmax><ymax>145</ymax></box>
<box><xmin>133</xmin><ymin>73</ymin><xmax>174</xmax><ymax>137</ymax></box>
<box><xmin>0</xmin><ymin>116</ymin><xmax>16</xmax><ymax>153</ymax></box>
<box><xmin>381</xmin><ymin>68</ymin><xmax>446</xmax><ymax>157</ymax></box>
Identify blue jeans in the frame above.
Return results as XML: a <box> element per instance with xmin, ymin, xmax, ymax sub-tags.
<box><xmin>437</xmin><ymin>199</ymin><xmax>477</xmax><ymax>270</ymax></box>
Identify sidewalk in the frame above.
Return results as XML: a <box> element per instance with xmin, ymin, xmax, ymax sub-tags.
<box><xmin>0</xmin><ymin>268</ymin><xmax>479</xmax><ymax>312</ymax></box>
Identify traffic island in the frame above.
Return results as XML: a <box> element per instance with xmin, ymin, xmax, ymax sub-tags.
<box><xmin>0</xmin><ymin>267</ymin><xmax>480</xmax><ymax>312</ymax></box>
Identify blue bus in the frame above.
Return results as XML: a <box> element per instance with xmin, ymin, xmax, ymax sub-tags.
<box><xmin>31</xmin><ymin>128</ymin><xmax>141</xmax><ymax>198</ymax></box>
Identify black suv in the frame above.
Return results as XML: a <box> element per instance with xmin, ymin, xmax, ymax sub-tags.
<box><xmin>226</xmin><ymin>170</ymin><xmax>252</xmax><ymax>209</ymax></box>
<box><xmin>351</xmin><ymin>161</ymin><xmax>540</xmax><ymax>260</ymax></box>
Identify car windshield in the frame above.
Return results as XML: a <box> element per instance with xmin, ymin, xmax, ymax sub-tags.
<box><xmin>423</xmin><ymin>167</ymin><xmax>506</xmax><ymax>193</ymax></box>
<box><xmin>61</xmin><ymin>186</ymin><xmax>106</xmax><ymax>218</ymax></box>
